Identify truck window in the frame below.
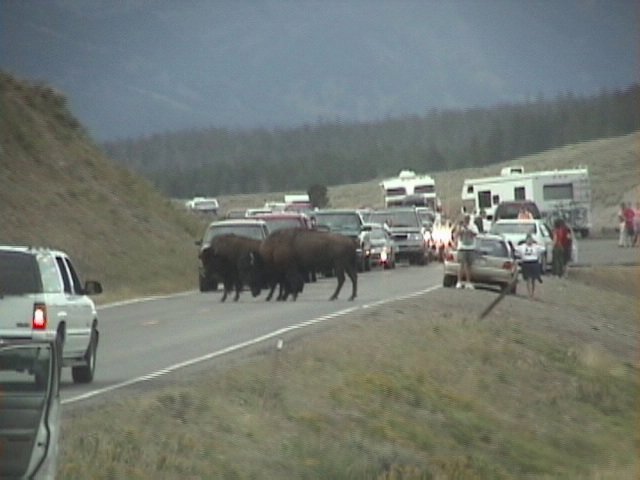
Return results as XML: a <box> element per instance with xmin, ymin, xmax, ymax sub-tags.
<box><xmin>0</xmin><ymin>252</ymin><xmax>42</xmax><ymax>295</ymax></box>
<box><xmin>385</xmin><ymin>187</ymin><xmax>406</xmax><ymax>196</ymax></box>
<box><xmin>477</xmin><ymin>191</ymin><xmax>491</xmax><ymax>209</ymax></box>
<box><xmin>55</xmin><ymin>257</ymin><xmax>73</xmax><ymax>294</ymax></box>
<box><xmin>36</xmin><ymin>254</ymin><xmax>63</xmax><ymax>294</ymax></box>
<box><xmin>514</xmin><ymin>186</ymin><xmax>525</xmax><ymax>200</ymax></box>
<box><xmin>543</xmin><ymin>183</ymin><xmax>573</xmax><ymax>201</ymax></box>
<box><xmin>64</xmin><ymin>258</ymin><xmax>85</xmax><ymax>295</ymax></box>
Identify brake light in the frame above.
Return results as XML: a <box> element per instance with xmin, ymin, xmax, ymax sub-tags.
<box><xmin>502</xmin><ymin>261</ymin><xmax>513</xmax><ymax>270</ymax></box>
<box><xmin>445</xmin><ymin>252</ymin><xmax>455</xmax><ymax>262</ymax></box>
<box><xmin>32</xmin><ymin>303</ymin><xmax>47</xmax><ymax>330</ymax></box>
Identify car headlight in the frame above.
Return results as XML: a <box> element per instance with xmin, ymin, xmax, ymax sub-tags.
<box><xmin>410</xmin><ymin>233</ymin><xmax>422</xmax><ymax>241</ymax></box>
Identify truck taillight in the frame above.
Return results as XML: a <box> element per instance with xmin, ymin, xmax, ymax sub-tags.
<box><xmin>32</xmin><ymin>303</ymin><xmax>47</xmax><ymax>330</ymax></box>
<box><xmin>445</xmin><ymin>252</ymin><xmax>455</xmax><ymax>262</ymax></box>
<box><xmin>502</xmin><ymin>261</ymin><xmax>513</xmax><ymax>270</ymax></box>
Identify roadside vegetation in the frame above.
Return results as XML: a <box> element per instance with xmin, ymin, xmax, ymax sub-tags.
<box><xmin>58</xmin><ymin>266</ymin><xmax>638</xmax><ymax>479</ymax></box>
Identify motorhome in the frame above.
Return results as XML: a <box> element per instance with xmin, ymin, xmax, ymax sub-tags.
<box><xmin>461</xmin><ymin>166</ymin><xmax>592</xmax><ymax>237</ymax></box>
<box><xmin>380</xmin><ymin>170</ymin><xmax>441</xmax><ymax>211</ymax></box>
<box><xmin>284</xmin><ymin>193</ymin><xmax>312</xmax><ymax>212</ymax></box>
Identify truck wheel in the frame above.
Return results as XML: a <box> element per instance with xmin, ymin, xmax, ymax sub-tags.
<box><xmin>72</xmin><ymin>325</ymin><xmax>97</xmax><ymax>384</ymax></box>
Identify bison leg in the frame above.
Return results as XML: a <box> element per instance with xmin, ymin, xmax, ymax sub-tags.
<box><xmin>233</xmin><ymin>279</ymin><xmax>242</xmax><ymax>302</ymax></box>
<box><xmin>346</xmin><ymin>264</ymin><xmax>358</xmax><ymax>301</ymax></box>
<box><xmin>329</xmin><ymin>268</ymin><xmax>346</xmax><ymax>301</ymax></box>
<box><xmin>265</xmin><ymin>282</ymin><xmax>278</xmax><ymax>301</ymax></box>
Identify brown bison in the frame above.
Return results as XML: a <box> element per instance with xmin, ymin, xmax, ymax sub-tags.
<box><xmin>201</xmin><ymin>234</ymin><xmax>261</xmax><ymax>302</ymax></box>
<box><xmin>246</xmin><ymin>228</ymin><xmax>358</xmax><ymax>301</ymax></box>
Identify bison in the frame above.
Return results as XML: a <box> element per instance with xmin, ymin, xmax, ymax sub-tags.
<box><xmin>201</xmin><ymin>234</ymin><xmax>261</xmax><ymax>302</ymax></box>
<box><xmin>246</xmin><ymin>228</ymin><xmax>358</xmax><ymax>301</ymax></box>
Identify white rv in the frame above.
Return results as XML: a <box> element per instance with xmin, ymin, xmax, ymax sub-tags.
<box><xmin>461</xmin><ymin>166</ymin><xmax>592</xmax><ymax>236</ymax></box>
<box><xmin>380</xmin><ymin>170</ymin><xmax>441</xmax><ymax>210</ymax></box>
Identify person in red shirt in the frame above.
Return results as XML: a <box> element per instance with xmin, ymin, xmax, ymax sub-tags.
<box><xmin>622</xmin><ymin>203</ymin><xmax>635</xmax><ymax>247</ymax></box>
<box><xmin>552</xmin><ymin>218</ymin><xmax>569</xmax><ymax>277</ymax></box>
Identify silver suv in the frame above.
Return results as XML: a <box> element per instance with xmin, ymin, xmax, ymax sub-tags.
<box><xmin>196</xmin><ymin>219</ymin><xmax>269</xmax><ymax>291</ymax></box>
<box><xmin>0</xmin><ymin>246</ymin><xmax>103</xmax><ymax>384</ymax></box>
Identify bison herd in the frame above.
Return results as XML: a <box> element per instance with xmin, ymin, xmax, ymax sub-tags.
<box><xmin>200</xmin><ymin>227</ymin><xmax>358</xmax><ymax>302</ymax></box>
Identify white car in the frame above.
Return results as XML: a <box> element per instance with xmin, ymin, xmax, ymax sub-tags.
<box><xmin>0</xmin><ymin>246</ymin><xmax>103</xmax><ymax>384</ymax></box>
<box><xmin>489</xmin><ymin>219</ymin><xmax>554</xmax><ymax>272</ymax></box>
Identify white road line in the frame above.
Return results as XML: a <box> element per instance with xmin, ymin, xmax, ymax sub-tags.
<box><xmin>63</xmin><ymin>284</ymin><xmax>441</xmax><ymax>405</ymax></box>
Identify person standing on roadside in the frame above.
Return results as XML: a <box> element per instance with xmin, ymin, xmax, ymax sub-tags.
<box><xmin>474</xmin><ymin>209</ymin><xmax>485</xmax><ymax>233</ymax></box>
<box><xmin>455</xmin><ymin>214</ymin><xmax>479</xmax><ymax>289</ymax></box>
<box><xmin>516</xmin><ymin>233</ymin><xmax>545</xmax><ymax>299</ymax></box>
<box><xmin>622</xmin><ymin>202</ymin><xmax>635</xmax><ymax>247</ymax></box>
<box><xmin>552</xmin><ymin>218</ymin><xmax>568</xmax><ymax>277</ymax></box>
<box><xmin>634</xmin><ymin>201</ymin><xmax>640</xmax><ymax>247</ymax></box>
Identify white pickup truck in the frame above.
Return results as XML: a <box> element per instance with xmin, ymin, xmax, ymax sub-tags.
<box><xmin>0</xmin><ymin>246</ymin><xmax>102</xmax><ymax>384</ymax></box>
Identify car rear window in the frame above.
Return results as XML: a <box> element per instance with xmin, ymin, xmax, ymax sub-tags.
<box><xmin>203</xmin><ymin>224</ymin><xmax>266</xmax><ymax>243</ymax></box>
<box><xmin>0</xmin><ymin>252</ymin><xmax>42</xmax><ymax>296</ymax></box>
<box><xmin>495</xmin><ymin>203</ymin><xmax>541</xmax><ymax>220</ymax></box>
<box><xmin>490</xmin><ymin>223</ymin><xmax>537</xmax><ymax>235</ymax></box>
<box><xmin>476</xmin><ymin>239</ymin><xmax>509</xmax><ymax>257</ymax></box>
<box><xmin>260</xmin><ymin>218</ymin><xmax>304</xmax><ymax>233</ymax></box>
<box><xmin>367</xmin><ymin>211</ymin><xmax>420</xmax><ymax>228</ymax></box>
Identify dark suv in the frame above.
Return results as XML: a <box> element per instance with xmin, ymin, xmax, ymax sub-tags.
<box><xmin>309</xmin><ymin>209</ymin><xmax>372</xmax><ymax>272</ymax></box>
<box><xmin>364</xmin><ymin>208</ymin><xmax>429</xmax><ymax>265</ymax></box>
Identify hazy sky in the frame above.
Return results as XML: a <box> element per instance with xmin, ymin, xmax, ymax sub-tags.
<box><xmin>2</xmin><ymin>0</ymin><xmax>638</xmax><ymax>140</ymax></box>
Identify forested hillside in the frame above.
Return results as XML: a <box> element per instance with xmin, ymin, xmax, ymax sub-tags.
<box><xmin>104</xmin><ymin>85</ymin><xmax>639</xmax><ymax>197</ymax></box>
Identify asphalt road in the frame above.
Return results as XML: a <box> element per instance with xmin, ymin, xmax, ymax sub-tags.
<box><xmin>61</xmin><ymin>237</ymin><xmax>637</xmax><ymax>406</ymax></box>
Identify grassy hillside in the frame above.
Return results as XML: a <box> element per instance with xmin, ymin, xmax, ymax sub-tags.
<box><xmin>216</xmin><ymin>133</ymin><xmax>640</xmax><ymax>231</ymax></box>
<box><xmin>0</xmin><ymin>72</ymin><xmax>207</xmax><ymax>303</ymax></box>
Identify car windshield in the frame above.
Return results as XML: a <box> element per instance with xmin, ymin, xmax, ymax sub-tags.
<box><xmin>367</xmin><ymin>211</ymin><xmax>420</xmax><ymax>228</ymax></box>
<box><xmin>313</xmin><ymin>213</ymin><xmax>361</xmax><ymax>232</ymax></box>
<box><xmin>0</xmin><ymin>343</ymin><xmax>52</xmax><ymax>393</ymax></box>
<box><xmin>203</xmin><ymin>224</ymin><xmax>265</xmax><ymax>243</ymax></box>
<box><xmin>0</xmin><ymin>252</ymin><xmax>42</xmax><ymax>296</ymax></box>
<box><xmin>475</xmin><ymin>238</ymin><xmax>509</xmax><ymax>257</ymax></box>
<box><xmin>490</xmin><ymin>223</ymin><xmax>537</xmax><ymax>235</ymax></box>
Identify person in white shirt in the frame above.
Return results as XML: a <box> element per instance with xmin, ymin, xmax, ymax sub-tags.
<box><xmin>516</xmin><ymin>233</ymin><xmax>545</xmax><ymax>299</ymax></box>
<box><xmin>454</xmin><ymin>214</ymin><xmax>479</xmax><ymax>289</ymax></box>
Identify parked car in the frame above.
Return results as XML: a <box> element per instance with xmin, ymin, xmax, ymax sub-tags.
<box><xmin>363</xmin><ymin>207</ymin><xmax>429</xmax><ymax>265</ymax></box>
<box><xmin>0</xmin><ymin>338</ymin><xmax>61</xmax><ymax>479</ymax></box>
<box><xmin>442</xmin><ymin>234</ymin><xmax>519</xmax><ymax>293</ymax></box>
<box><xmin>362</xmin><ymin>222</ymin><xmax>396</xmax><ymax>269</ymax></box>
<box><xmin>489</xmin><ymin>219</ymin><xmax>553</xmax><ymax>272</ymax></box>
<box><xmin>309</xmin><ymin>209</ymin><xmax>372</xmax><ymax>272</ymax></box>
<box><xmin>0</xmin><ymin>246</ymin><xmax>103</xmax><ymax>384</ymax></box>
<box><xmin>196</xmin><ymin>219</ymin><xmax>269</xmax><ymax>291</ymax></box>
<box><xmin>185</xmin><ymin>196</ymin><xmax>219</xmax><ymax>214</ymax></box>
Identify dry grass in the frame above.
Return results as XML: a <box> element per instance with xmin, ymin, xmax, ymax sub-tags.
<box><xmin>58</xmin><ymin>267</ymin><xmax>639</xmax><ymax>479</ymax></box>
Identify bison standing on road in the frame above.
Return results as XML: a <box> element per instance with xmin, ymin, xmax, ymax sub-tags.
<box><xmin>201</xmin><ymin>234</ymin><xmax>261</xmax><ymax>302</ymax></box>
<box><xmin>246</xmin><ymin>228</ymin><xmax>358</xmax><ymax>301</ymax></box>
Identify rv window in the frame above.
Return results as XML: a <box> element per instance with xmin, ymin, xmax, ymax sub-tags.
<box><xmin>477</xmin><ymin>191</ymin><xmax>491</xmax><ymax>209</ymax></box>
<box><xmin>492</xmin><ymin>195</ymin><xmax>500</xmax><ymax>205</ymax></box>
<box><xmin>386</xmin><ymin>187</ymin><xmax>406</xmax><ymax>196</ymax></box>
<box><xmin>466</xmin><ymin>185</ymin><xmax>474</xmax><ymax>194</ymax></box>
<box><xmin>514</xmin><ymin>187</ymin><xmax>525</xmax><ymax>200</ymax></box>
<box><xmin>543</xmin><ymin>183</ymin><xmax>573</xmax><ymax>201</ymax></box>
<box><xmin>414</xmin><ymin>185</ymin><xmax>435</xmax><ymax>194</ymax></box>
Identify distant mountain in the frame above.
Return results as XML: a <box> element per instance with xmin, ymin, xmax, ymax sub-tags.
<box><xmin>1</xmin><ymin>0</ymin><xmax>637</xmax><ymax>141</ymax></box>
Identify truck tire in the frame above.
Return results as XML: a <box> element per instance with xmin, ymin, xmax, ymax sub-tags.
<box><xmin>72</xmin><ymin>325</ymin><xmax>97</xmax><ymax>384</ymax></box>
